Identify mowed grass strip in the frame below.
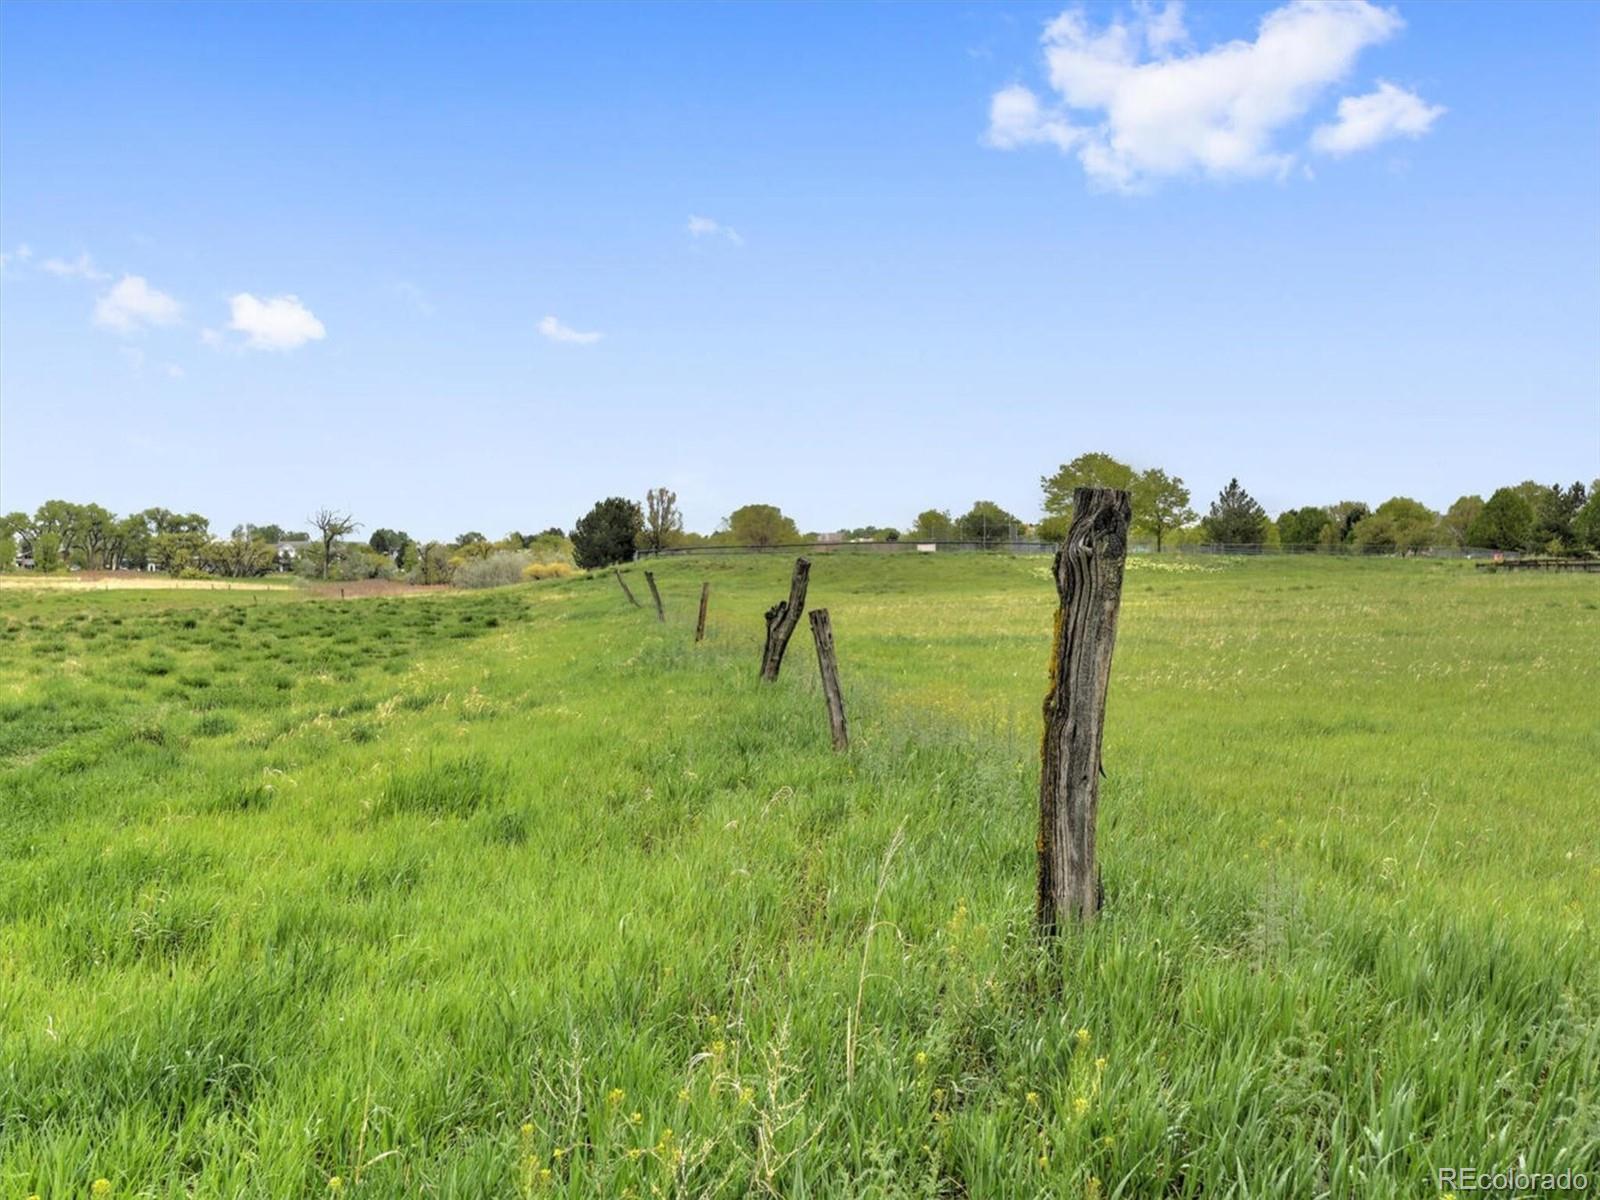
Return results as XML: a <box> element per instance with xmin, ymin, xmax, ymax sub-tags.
<box><xmin>0</xmin><ymin>557</ymin><xmax>1595</xmax><ymax>1198</ymax></box>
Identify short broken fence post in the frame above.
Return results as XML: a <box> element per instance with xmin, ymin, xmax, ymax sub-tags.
<box><xmin>695</xmin><ymin>582</ymin><xmax>710</xmax><ymax>643</ymax></box>
<box><xmin>1037</xmin><ymin>486</ymin><xmax>1130</xmax><ymax>934</ymax></box>
<box><xmin>615</xmin><ymin>568</ymin><xmax>640</xmax><ymax>607</ymax></box>
<box><xmin>644</xmin><ymin>571</ymin><xmax>665</xmax><ymax>622</ymax></box>
<box><xmin>808</xmin><ymin>608</ymin><xmax>848</xmax><ymax>751</ymax></box>
<box><xmin>759</xmin><ymin>557</ymin><xmax>811</xmax><ymax>681</ymax></box>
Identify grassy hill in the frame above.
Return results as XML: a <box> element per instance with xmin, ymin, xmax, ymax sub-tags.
<box><xmin>2</xmin><ymin>554</ymin><xmax>1596</xmax><ymax>1197</ymax></box>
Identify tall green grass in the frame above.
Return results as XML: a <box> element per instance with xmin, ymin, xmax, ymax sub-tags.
<box><xmin>1</xmin><ymin>556</ymin><xmax>1595</xmax><ymax>1197</ymax></box>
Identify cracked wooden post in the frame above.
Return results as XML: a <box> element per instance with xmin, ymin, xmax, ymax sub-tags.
<box><xmin>808</xmin><ymin>608</ymin><xmax>848</xmax><ymax>751</ymax></box>
<box><xmin>695</xmin><ymin>582</ymin><xmax>710</xmax><ymax>643</ymax></box>
<box><xmin>1037</xmin><ymin>486</ymin><xmax>1130</xmax><ymax>934</ymax></box>
<box><xmin>759</xmin><ymin>556</ymin><xmax>810</xmax><ymax>681</ymax></box>
<box><xmin>644</xmin><ymin>570</ymin><xmax>665</xmax><ymax>622</ymax></box>
<box><xmin>614</xmin><ymin>568</ymin><xmax>640</xmax><ymax>607</ymax></box>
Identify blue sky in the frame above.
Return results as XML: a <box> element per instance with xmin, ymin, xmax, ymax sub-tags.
<box><xmin>2</xmin><ymin>1</ymin><xmax>1596</xmax><ymax>539</ymax></box>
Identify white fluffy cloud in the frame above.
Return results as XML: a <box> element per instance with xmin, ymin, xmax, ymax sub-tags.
<box><xmin>43</xmin><ymin>252</ymin><xmax>110</xmax><ymax>281</ymax></box>
<box><xmin>987</xmin><ymin>0</ymin><xmax>1441</xmax><ymax>189</ymax></box>
<box><xmin>94</xmin><ymin>275</ymin><xmax>183</xmax><ymax>332</ymax></box>
<box><xmin>538</xmin><ymin>315</ymin><xmax>602</xmax><ymax>345</ymax></box>
<box><xmin>687</xmin><ymin>215</ymin><xmax>744</xmax><ymax>245</ymax></box>
<box><xmin>1311</xmin><ymin>80</ymin><xmax>1445</xmax><ymax>154</ymax></box>
<box><xmin>227</xmin><ymin>293</ymin><xmax>326</xmax><ymax>350</ymax></box>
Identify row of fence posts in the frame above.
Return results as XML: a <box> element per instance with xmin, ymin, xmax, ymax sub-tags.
<box><xmin>609</xmin><ymin>485</ymin><xmax>1131</xmax><ymax>938</ymax></box>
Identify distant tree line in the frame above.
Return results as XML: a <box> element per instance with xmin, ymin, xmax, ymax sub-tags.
<box><xmin>6</xmin><ymin>465</ymin><xmax>1596</xmax><ymax>581</ymax></box>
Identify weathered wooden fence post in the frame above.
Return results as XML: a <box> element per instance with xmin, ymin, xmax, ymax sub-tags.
<box><xmin>808</xmin><ymin>608</ymin><xmax>848</xmax><ymax>751</ymax></box>
<box><xmin>644</xmin><ymin>571</ymin><xmax>665</xmax><ymax>622</ymax></box>
<box><xmin>615</xmin><ymin>568</ymin><xmax>640</xmax><ymax>607</ymax></box>
<box><xmin>1037</xmin><ymin>487</ymin><xmax>1130</xmax><ymax>934</ymax></box>
<box><xmin>695</xmin><ymin>582</ymin><xmax>710</xmax><ymax>643</ymax></box>
<box><xmin>759</xmin><ymin>557</ymin><xmax>810</xmax><ymax>681</ymax></box>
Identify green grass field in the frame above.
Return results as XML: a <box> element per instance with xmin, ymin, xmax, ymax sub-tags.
<box><xmin>2</xmin><ymin>554</ymin><xmax>1596</xmax><ymax>1198</ymax></box>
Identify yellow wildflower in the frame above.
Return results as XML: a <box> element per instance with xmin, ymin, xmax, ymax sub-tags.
<box><xmin>677</xmin><ymin>1087</ymin><xmax>690</xmax><ymax>1102</ymax></box>
<box><xmin>1073</xmin><ymin>1096</ymin><xmax>1090</xmax><ymax>1117</ymax></box>
<box><xmin>327</xmin><ymin>1180</ymin><xmax>343</xmax><ymax>1194</ymax></box>
<box><xmin>607</xmin><ymin>1088</ymin><xmax>625</xmax><ymax>1106</ymax></box>
<box><xmin>552</xmin><ymin>1148</ymin><xmax>564</xmax><ymax>1160</ymax></box>
<box><xmin>92</xmin><ymin>1184</ymin><xmax>113</xmax><ymax>1199</ymax></box>
<box><xmin>1095</xmin><ymin>1056</ymin><xmax>1107</xmax><ymax>1073</ymax></box>
<box><xmin>1075</xmin><ymin>1028</ymin><xmax>1091</xmax><ymax>1048</ymax></box>
<box><xmin>521</xmin><ymin>1122</ymin><xmax>535</xmax><ymax>1137</ymax></box>
<box><xmin>1025</xmin><ymin>1091</ymin><xmax>1040</xmax><ymax>1107</ymax></box>
<box><xmin>1037</xmin><ymin>1154</ymin><xmax>1049</xmax><ymax>1169</ymax></box>
<box><xmin>914</xmin><ymin>1051</ymin><xmax>928</xmax><ymax>1068</ymax></box>
<box><xmin>539</xmin><ymin>1169</ymin><xmax>552</xmax><ymax>1184</ymax></box>
<box><xmin>629</xmin><ymin>1111</ymin><xmax>642</xmax><ymax>1125</ymax></box>
<box><xmin>739</xmin><ymin>1086</ymin><xmax>755</xmax><ymax>1104</ymax></box>
<box><xmin>1087</xmin><ymin>1177</ymin><xmax>1103</xmax><ymax>1200</ymax></box>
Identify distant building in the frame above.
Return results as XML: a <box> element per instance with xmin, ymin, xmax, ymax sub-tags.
<box><xmin>274</xmin><ymin>539</ymin><xmax>311</xmax><ymax>572</ymax></box>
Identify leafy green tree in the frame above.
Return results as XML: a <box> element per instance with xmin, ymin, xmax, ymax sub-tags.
<box><xmin>1130</xmin><ymin>468</ymin><xmax>1195</xmax><ymax>551</ymax></box>
<box><xmin>1353</xmin><ymin>497</ymin><xmax>1437</xmax><ymax>554</ymax></box>
<box><xmin>1533</xmin><ymin>481</ymin><xmax>1587</xmax><ymax>550</ymax></box>
<box><xmin>235</xmin><ymin>522</ymin><xmax>288</xmax><ymax>544</ymax></box>
<box><xmin>111</xmin><ymin>514</ymin><xmax>152</xmax><ymax>568</ymax></box>
<box><xmin>572</xmin><ymin>497</ymin><xmax>644</xmax><ymax>567</ymax></box>
<box><xmin>1276</xmin><ymin>506</ymin><xmax>1330</xmax><ymax>550</ymax></box>
<box><xmin>204</xmin><ymin>536</ymin><xmax>276</xmax><ymax>577</ymax></box>
<box><xmin>454</xmin><ymin>531</ymin><xmax>487</xmax><ymax>548</ymax></box>
<box><xmin>151</xmin><ymin>530</ymin><xmax>210</xmax><ymax>574</ymax></box>
<box><xmin>643</xmin><ymin>487</ymin><xmax>684</xmax><ymax>553</ymax></box>
<box><xmin>1573</xmin><ymin>486</ymin><xmax>1600</xmax><ymax>550</ymax></box>
<box><xmin>397</xmin><ymin>540</ymin><xmax>421</xmax><ymax>574</ymax></box>
<box><xmin>1041</xmin><ymin>452</ymin><xmax>1135</xmax><ymax>518</ymax></box>
<box><xmin>726</xmin><ymin>504</ymin><xmax>799</xmax><ymax>547</ymax></box>
<box><xmin>1201</xmin><ymin>479</ymin><xmax>1268</xmax><ymax>545</ymax></box>
<box><xmin>369</xmin><ymin>528</ymin><xmax>410</xmax><ymax>557</ymax></box>
<box><xmin>412</xmin><ymin>541</ymin><xmax>455</xmax><ymax>584</ymax></box>
<box><xmin>0</xmin><ymin>531</ymin><xmax>15</xmax><ymax>572</ymax></box>
<box><xmin>1439</xmin><ymin>496</ymin><xmax>1484</xmax><ymax>548</ymax></box>
<box><xmin>957</xmin><ymin>500</ymin><xmax>1022</xmax><ymax>548</ymax></box>
<box><xmin>33</xmin><ymin>531</ymin><xmax>63</xmax><ymax>572</ymax></box>
<box><xmin>910</xmin><ymin>509</ymin><xmax>955</xmax><ymax>541</ymax></box>
<box><xmin>1036</xmin><ymin>514</ymin><xmax>1070</xmax><ymax>543</ymax></box>
<box><xmin>1325</xmin><ymin>501</ymin><xmax>1369</xmax><ymax>544</ymax></box>
<box><xmin>1467</xmin><ymin>487</ymin><xmax>1535</xmax><ymax>551</ymax></box>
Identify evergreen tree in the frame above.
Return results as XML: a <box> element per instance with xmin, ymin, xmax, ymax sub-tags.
<box><xmin>571</xmin><ymin>497</ymin><xmax>644</xmax><ymax>568</ymax></box>
<box><xmin>1201</xmin><ymin>479</ymin><xmax>1268</xmax><ymax>545</ymax></box>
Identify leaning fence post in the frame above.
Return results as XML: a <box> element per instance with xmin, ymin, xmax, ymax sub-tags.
<box><xmin>695</xmin><ymin>582</ymin><xmax>710</xmax><ymax>643</ymax></box>
<box><xmin>644</xmin><ymin>571</ymin><xmax>665</xmax><ymax>622</ymax></box>
<box><xmin>808</xmin><ymin>608</ymin><xmax>848</xmax><ymax>751</ymax></box>
<box><xmin>615</xmin><ymin>568</ymin><xmax>640</xmax><ymax>607</ymax></box>
<box><xmin>1037</xmin><ymin>487</ymin><xmax>1130</xmax><ymax>934</ymax></box>
<box><xmin>759</xmin><ymin>557</ymin><xmax>810</xmax><ymax>681</ymax></box>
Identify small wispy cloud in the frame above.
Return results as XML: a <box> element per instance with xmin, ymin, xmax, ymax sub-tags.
<box><xmin>43</xmin><ymin>252</ymin><xmax>110</xmax><ymax>281</ymax></box>
<box><xmin>1</xmin><ymin>243</ymin><xmax>34</xmax><ymax>271</ymax></box>
<box><xmin>538</xmin><ymin>315</ymin><xmax>603</xmax><ymax>345</ymax></box>
<box><xmin>687</xmin><ymin>215</ymin><xmax>743</xmax><ymax>246</ymax></box>
<box><xmin>227</xmin><ymin>293</ymin><xmax>327</xmax><ymax>350</ymax></box>
<box><xmin>1311</xmin><ymin>81</ymin><xmax>1446</xmax><ymax>156</ymax></box>
<box><xmin>395</xmin><ymin>280</ymin><xmax>435</xmax><ymax>316</ymax></box>
<box><xmin>94</xmin><ymin>275</ymin><xmax>183</xmax><ymax>333</ymax></box>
